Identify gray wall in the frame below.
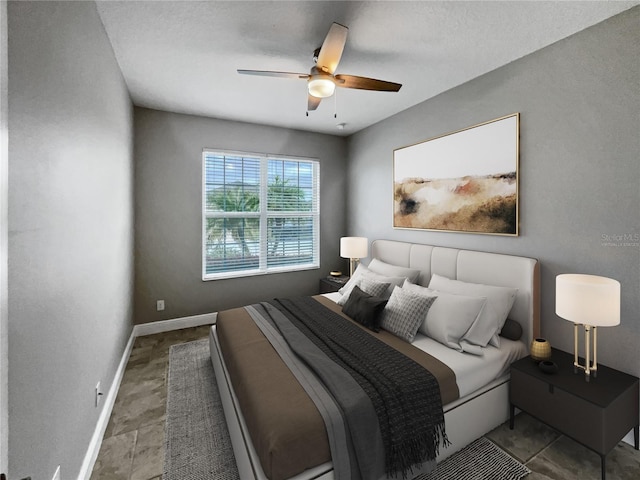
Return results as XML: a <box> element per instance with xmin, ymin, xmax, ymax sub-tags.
<box><xmin>134</xmin><ymin>108</ymin><xmax>347</xmax><ymax>324</ymax></box>
<box><xmin>8</xmin><ymin>2</ymin><xmax>134</xmax><ymax>479</ymax></box>
<box><xmin>347</xmin><ymin>8</ymin><xmax>639</xmax><ymax>378</ymax></box>
<box><xmin>0</xmin><ymin>0</ymin><xmax>9</xmax><ymax>473</ymax></box>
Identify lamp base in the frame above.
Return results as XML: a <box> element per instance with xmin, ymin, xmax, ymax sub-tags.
<box><xmin>574</xmin><ymin>364</ymin><xmax>597</xmax><ymax>382</ymax></box>
<box><xmin>348</xmin><ymin>258</ymin><xmax>360</xmax><ymax>277</ymax></box>
<box><xmin>573</xmin><ymin>323</ymin><xmax>598</xmax><ymax>382</ymax></box>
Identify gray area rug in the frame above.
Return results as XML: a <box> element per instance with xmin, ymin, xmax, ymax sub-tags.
<box><xmin>415</xmin><ymin>437</ymin><xmax>530</xmax><ymax>480</ymax></box>
<box><xmin>164</xmin><ymin>339</ymin><xmax>240</xmax><ymax>480</ymax></box>
<box><xmin>165</xmin><ymin>338</ymin><xmax>530</xmax><ymax>480</ymax></box>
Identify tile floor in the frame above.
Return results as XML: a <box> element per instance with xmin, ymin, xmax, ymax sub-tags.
<box><xmin>487</xmin><ymin>410</ymin><xmax>640</xmax><ymax>480</ymax></box>
<box><xmin>91</xmin><ymin>326</ymin><xmax>640</xmax><ymax>480</ymax></box>
<box><xmin>90</xmin><ymin>325</ymin><xmax>212</xmax><ymax>480</ymax></box>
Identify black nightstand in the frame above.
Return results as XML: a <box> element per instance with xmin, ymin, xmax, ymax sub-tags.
<box><xmin>319</xmin><ymin>276</ymin><xmax>349</xmax><ymax>294</ymax></box>
<box><xmin>510</xmin><ymin>348</ymin><xmax>639</xmax><ymax>480</ymax></box>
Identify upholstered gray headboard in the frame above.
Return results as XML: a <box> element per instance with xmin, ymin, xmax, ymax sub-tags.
<box><xmin>370</xmin><ymin>240</ymin><xmax>540</xmax><ymax>348</ymax></box>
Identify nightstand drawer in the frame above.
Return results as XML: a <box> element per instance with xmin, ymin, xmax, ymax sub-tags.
<box><xmin>511</xmin><ymin>369</ymin><xmax>603</xmax><ymax>451</ymax></box>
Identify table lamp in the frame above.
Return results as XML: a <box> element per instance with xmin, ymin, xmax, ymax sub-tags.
<box><xmin>340</xmin><ymin>237</ymin><xmax>368</xmax><ymax>277</ymax></box>
<box><xmin>555</xmin><ymin>274</ymin><xmax>620</xmax><ymax>382</ymax></box>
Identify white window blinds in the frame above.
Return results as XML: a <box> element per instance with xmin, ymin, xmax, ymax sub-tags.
<box><xmin>202</xmin><ymin>150</ymin><xmax>319</xmax><ymax>279</ymax></box>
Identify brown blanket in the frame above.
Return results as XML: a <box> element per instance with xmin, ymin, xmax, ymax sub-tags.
<box><xmin>216</xmin><ymin>295</ymin><xmax>459</xmax><ymax>480</ymax></box>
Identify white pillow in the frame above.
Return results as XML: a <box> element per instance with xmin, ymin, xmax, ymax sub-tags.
<box><xmin>338</xmin><ymin>263</ymin><xmax>406</xmax><ymax>299</ymax></box>
<box><xmin>403</xmin><ymin>281</ymin><xmax>487</xmax><ymax>355</ymax></box>
<box><xmin>380</xmin><ymin>286</ymin><xmax>437</xmax><ymax>343</ymax></box>
<box><xmin>368</xmin><ymin>258</ymin><xmax>421</xmax><ymax>284</ymax></box>
<box><xmin>427</xmin><ymin>274</ymin><xmax>518</xmax><ymax>348</ymax></box>
<box><xmin>337</xmin><ymin>263</ymin><xmax>368</xmax><ymax>296</ymax></box>
<box><xmin>336</xmin><ymin>276</ymin><xmax>390</xmax><ymax>306</ymax></box>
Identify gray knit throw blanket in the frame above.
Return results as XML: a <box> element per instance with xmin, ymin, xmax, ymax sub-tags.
<box><xmin>270</xmin><ymin>297</ymin><xmax>449</xmax><ymax>479</ymax></box>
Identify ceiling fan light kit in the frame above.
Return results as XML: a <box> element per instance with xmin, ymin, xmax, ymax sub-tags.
<box><xmin>308</xmin><ymin>76</ymin><xmax>335</xmax><ymax>98</ymax></box>
<box><xmin>238</xmin><ymin>22</ymin><xmax>402</xmax><ymax>113</ymax></box>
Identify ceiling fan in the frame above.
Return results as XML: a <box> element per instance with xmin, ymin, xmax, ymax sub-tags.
<box><xmin>238</xmin><ymin>23</ymin><xmax>402</xmax><ymax>112</ymax></box>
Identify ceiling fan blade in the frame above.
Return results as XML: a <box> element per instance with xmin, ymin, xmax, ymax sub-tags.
<box><xmin>316</xmin><ymin>23</ymin><xmax>348</xmax><ymax>74</ymax></box>
<box><xmin>237</xmin><ymin>69</ymin><xmax>309</xmax><ymax>79</ymax></box>
<box><xmin>335</xmin><ymin>74</ymin><xmax>402</xmax><ymax>92</ymax></box>
<box><xmin>308</xmin><ymin>94</ymin><xmax>321</xmax><ymax>111</ymax></box>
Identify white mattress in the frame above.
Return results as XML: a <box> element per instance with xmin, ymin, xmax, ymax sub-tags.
<box><xmin>322</xmin><ymin>291</ymin><xmax>528</xmax><ymax>399</ymax></box>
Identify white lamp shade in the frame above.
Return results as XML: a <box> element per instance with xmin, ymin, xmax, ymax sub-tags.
<box><xmin>340</xmin><ymin>237</ymin><xmax>368</xmax><ymax>259</ymax></box>
<box><xmin>556</xmin><ymin>274</ymin><xmax>620</xmax><ymax>327</ymax></box>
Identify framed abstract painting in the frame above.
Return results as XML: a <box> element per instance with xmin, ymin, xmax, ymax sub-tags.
<box><xmin>393</xmin><ymin>113</ymin><xmax>519</xmax><ymax>236</ymax></box>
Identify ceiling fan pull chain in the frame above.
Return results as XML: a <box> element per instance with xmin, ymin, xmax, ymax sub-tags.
<box><xmin>334</xmin><ymin>89</ymin><xmax>337</xmax><ymax>118</ymax></box>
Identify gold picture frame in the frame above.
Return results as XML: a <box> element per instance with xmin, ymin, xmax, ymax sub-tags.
<box><xmin>393</xmin><ymin>113</ymin><xmax>519</xmax><ymax>236</ymax></box>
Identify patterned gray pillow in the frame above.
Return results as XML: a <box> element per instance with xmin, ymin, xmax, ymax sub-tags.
<box><xmin>380</xmin><ymin>286</ymin><xmax>437</xmax><ymax>342</ymax></box>
<box><xmin>337</xmin><ymin>276</ymin><xmax>390</xmax><ymax>306</ymax></box>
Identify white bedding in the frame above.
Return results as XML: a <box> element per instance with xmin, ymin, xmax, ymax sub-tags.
<box><xmin>411</xmin><ymin>333</ymin><xmax>527</xmax><ymax>397</ymax></box>
<box><xmin>323</xmin><ymin>291</ymin><xmax>528</xmax><ymax>399</ymax></box>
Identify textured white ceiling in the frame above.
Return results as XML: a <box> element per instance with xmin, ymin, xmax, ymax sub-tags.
<box><xmin>96</xmin><ymin>1</ymin><xmax>638</xmax><ymax>136</ymax></box>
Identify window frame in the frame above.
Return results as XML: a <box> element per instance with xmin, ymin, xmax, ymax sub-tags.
<box><xmin>201</xmin><ymin>149</ymin><xmax>320</xmax><ymax>281</ymax></box>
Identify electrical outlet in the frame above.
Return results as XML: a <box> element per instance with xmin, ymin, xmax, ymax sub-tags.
<box><xmin>95</xmin><ymin>382</ymin><xmax>103</xmax><ymax>407</ymax></box>
<box><xmin>156</xmin><ymin>300</ymin><xmax>165</xmax><ymax>311</ymax></box>
<box><xmin>52</xmin><ymin>465</ymin><xmax>61</xmax><ymax>480</ymax></box>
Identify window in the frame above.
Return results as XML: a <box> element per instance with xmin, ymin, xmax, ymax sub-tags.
<box><xmin>202</xmin><ymin>150</ymin><xmax>320</xmax><ymax>280</ymax></box>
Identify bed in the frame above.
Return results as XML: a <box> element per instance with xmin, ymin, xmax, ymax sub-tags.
<box><xmin>209</xmin><ymin>239</ymin><xmax>540</xmax><ymax>480</ymax></box>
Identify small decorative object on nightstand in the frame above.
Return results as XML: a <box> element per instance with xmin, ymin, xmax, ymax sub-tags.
<box><xmin>510</xmin><ymin>348</ymin><xmax>639</xmax><ymax>480</ymax></box>
<box><xmin>530</xmin><ymin>338</ymin><xmax>552</xmax><ymax>363</ymax></box>
<box><xmin>319</xmin><ymin>275</ymin><xmax>349</xmax><ymax>294</ymax></box>
<box><xmin>538</xmin><ymin>360</ymin><xmax>558</xmax><ymax>374</ymax></box>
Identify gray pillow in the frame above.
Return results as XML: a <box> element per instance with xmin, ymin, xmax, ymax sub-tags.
<box><xmin>368</xmin><ymin>258</ymin><xmax>421</xmax><ymax>284</ymax></box>
<box><xmin>342</xmin><ymin>285</ymin><xmax>387</xmax><ymax>332</ymax></box>
<box><xmin>337</xmin><ymin>276</ymin><xmax>390</xmax><ymax>306</ymax></box>
<box><xmin>380</xmin><ymin>286</ymin><xmax>437</xmax><ymax>343</ymax></box>
<box><xmin>499</xmin><ymin>318</ymin><xmax>523</xmax><ymax>341</ymax></box>
<box><xmin>338</xmin><ymin>264</ymin><xmax>406</xmax><ymax>302</ymax></box>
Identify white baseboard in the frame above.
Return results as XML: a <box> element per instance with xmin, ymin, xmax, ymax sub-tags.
<box><xmin>77</xmin><ymin>311</ymin><xmax>217</xmax><ymax>480</ymax></box>
<box><xmin>77</xmin><ymin>328</ymin><xmax>136</xmax><ymax>480</ymax></box>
